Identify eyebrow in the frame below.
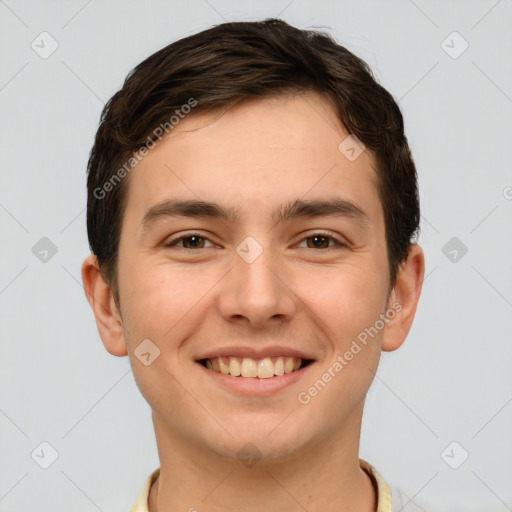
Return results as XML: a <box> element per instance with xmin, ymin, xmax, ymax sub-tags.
<box><xmin>138</xmin><ymin>197</ymin><xmax>370</xmax><ymax>232</ymax></box>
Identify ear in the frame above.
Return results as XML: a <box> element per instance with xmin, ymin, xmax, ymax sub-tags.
<box><xmin>381</xmin><ymin>244</ymin><xmax>425</xmax><ymax>352</ymax></box>
<box><xmin>81</xmin><ymin>254</ymin><xmax>128</xmax><ymax>357</ymax></box>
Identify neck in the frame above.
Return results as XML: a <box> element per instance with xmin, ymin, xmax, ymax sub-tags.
<box><xmin>148</xmin><ymin>404</ymin><xmax>376</xmax><ymax>512</ymax></box>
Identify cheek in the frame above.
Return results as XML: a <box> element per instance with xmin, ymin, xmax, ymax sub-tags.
<box><xmin>120</xmin><ymin>261</ymin><xmax>208</xmax><ymax>344</ymax></box>
<box><xmin>296</xmin><ymin>259</ymin><xmax>388</xmax><ymax>339</ymax></box>
<box><xmin>120</xmin><ymin>265</ymin><xmax>206</xmax><ymax>414</ymax></box>
<box><xmin>296</xmin><ymin>267</ymin><xmax>385</xmax><ymax>423</ymax></box>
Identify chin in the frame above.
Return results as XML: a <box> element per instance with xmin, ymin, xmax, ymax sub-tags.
<box><xmin>201</xmin><ymin>415</ymin><xmax>316</xmax><ymax>465</ymax></box>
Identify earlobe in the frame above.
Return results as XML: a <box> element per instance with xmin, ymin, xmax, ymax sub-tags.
<box><xmin>81</xmin><ymin>254</ymin><xmax>128</xmax><ymax>357</ymax></box>
<box><xmin>381</xmin><ymin>244</ymin><xmax>425</xmax><ymax>352</ymax></box>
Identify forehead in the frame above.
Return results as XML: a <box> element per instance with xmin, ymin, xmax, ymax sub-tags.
<box><xmin>122</xmin><ymin>92</ymin><xmax>381</xmax><ymax>225</ymax></box>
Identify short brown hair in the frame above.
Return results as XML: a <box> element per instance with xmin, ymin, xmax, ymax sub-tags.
<box><xmin>86</xmin><ymin>18</ymin><xmax>420</xmax><ymax>307</ymax></box>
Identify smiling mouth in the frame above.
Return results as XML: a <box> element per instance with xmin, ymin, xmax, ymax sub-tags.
<box><xmin>199</xmin><ymin>356</ymin><xmax>314</xmax><ymax>378</ymax></box>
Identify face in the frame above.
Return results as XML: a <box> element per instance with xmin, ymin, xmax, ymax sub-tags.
<box><xmin>95</xmin><ymin>92</ymin><xmax>415</xmax><ymax>461</ymax></box>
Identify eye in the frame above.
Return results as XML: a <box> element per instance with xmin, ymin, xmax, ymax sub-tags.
<box><xmin>297</xmin><ymin>232</ymin><xmax>348</xmax><ymax>250</ymax></box>
<box><xmin>163</xmin><ymin>232</ymin><xmax>348</xmax><ymax>250</ymax></box>
<box><xmin>163</xmin><ymin>234</ymin><xmax>215</xmax><ymax>249</ymax></box>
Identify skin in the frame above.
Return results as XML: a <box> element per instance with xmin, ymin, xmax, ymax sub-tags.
<box><xmin>82</xmin><ymin>91</ymin><xmax>424</xmax><ymax>512</ymax></box>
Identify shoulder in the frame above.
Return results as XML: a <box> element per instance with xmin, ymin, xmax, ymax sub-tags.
<box><xmin>130</xmin><ymin>467</ymin><xmax>160</xmax><ymax>512</ymax></box>
<box><xmin>389</xmin><ymin>486</ymin><xmax>429</xmax><ymax>512</ymax></box>
<box><xmin>359</xmin><ymin>459</ymin><xmax>430</xmax><ymax>512</ymax></box>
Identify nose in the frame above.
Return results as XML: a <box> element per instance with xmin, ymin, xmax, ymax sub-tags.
<box><xmin>217</xmin><ymin>239</ymin><xmax>297</xmax><ymax>328</ymax></box>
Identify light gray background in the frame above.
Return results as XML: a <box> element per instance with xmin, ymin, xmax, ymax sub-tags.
<box><xmin>1</xmin><ymin>1</ymin><xmax>511</xmax><ymax>511</ymax></box>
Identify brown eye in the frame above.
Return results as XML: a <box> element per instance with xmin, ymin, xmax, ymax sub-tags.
<box><xmin>181</xmin><ymin>235</ymin><xmax>205</xmax><ymax>248</ymax></box>
<box><xmin>298</xmin><ymin>232</ymin><xmax>347</xmax><ymax>250</ymax></box>
<box><xmin>306</xmin><ymin>235</ymin><xmax>331</xmax><ymax>249</ymax></box>
<box><xmin>164</xmin><ymin>234</ymin><xmax>213</xmax><ymax>249</ymax></box>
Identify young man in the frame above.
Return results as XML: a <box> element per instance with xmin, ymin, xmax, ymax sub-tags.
<box><xmin>81</xmin><ymin>19</ymin><xmax>425</xmax><ymax>512</ymax></box>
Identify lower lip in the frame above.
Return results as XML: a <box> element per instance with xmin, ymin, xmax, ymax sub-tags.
<box><xmin>196</xmin><ymin>361</ymin><xmax>315</xmax><ymax>396</ymax></box>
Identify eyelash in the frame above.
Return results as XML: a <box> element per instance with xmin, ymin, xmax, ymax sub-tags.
<box><xmin>163</xmin><ymin>232</ymin><xmax>348</xmax><ymax>250</ymax></box>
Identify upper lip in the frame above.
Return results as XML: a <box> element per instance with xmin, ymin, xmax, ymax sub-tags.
<box><xmin>196</xmin><ymin>345</ymin><xmax>316</xmax><ymax>361</ymax></box>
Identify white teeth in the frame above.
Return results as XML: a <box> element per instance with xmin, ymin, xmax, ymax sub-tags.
<box><xmin>218</xmin><ymin>358</ymin><xmax>230</xmax><ymax>375</ymax></box>
<box><xmin>240</xmin><ymin>358</ymin><xmax>258</xmax><ymax>377</ymax></box>
<box><xmin>204</xmin><ymin>356</ymin><xmax>306</xmax><ymax>378</ymax></box>
<box><xmin>229</xmin><ymin>357</ymin><xmax>241</xmax><ymax>376</ymax></box>
<box><xmin>257</xmin><ymin>357</ymin><xmax>274</xmax><ymax>379</ymax></box>
<box><xmin>274</xmin><ymin>357</ymin><xmax>284</xmax><ymax>376</ymax></box>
